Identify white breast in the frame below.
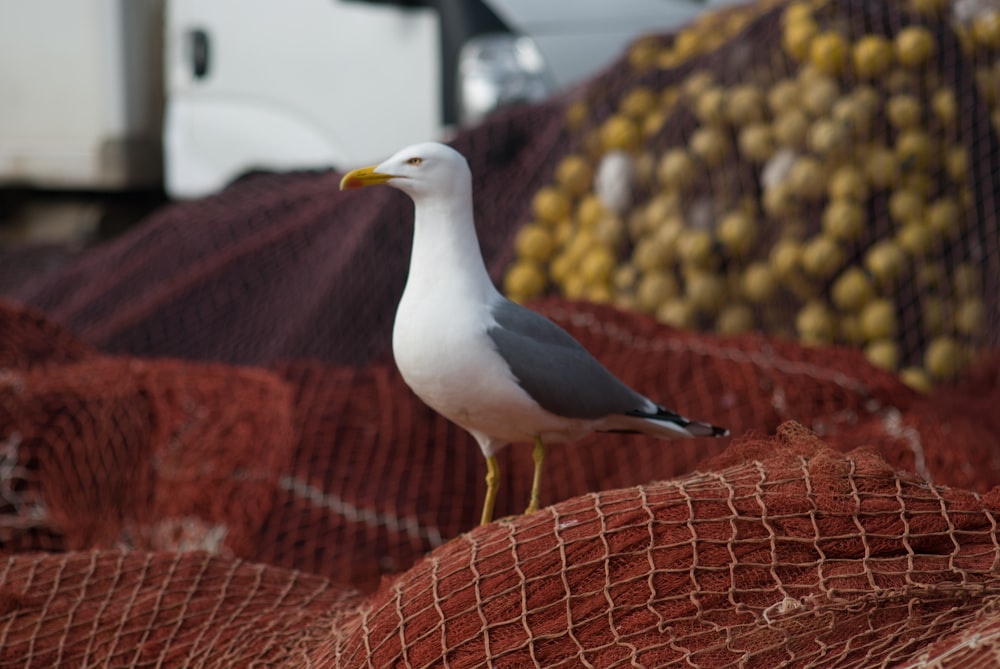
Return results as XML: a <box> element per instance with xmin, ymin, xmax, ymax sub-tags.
<box><xmin>392</xmin><ymin>290</ymin><xmax>595</xmax><ymax>452</ymax></box>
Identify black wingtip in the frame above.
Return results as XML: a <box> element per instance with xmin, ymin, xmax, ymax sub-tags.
<box><xmin>687</xmin><ymin>422</ymin><xmax>730</xmax><ymax>438</ymax></box>
<box><xmin>628</xmin><ymin>407</ymin><xmax>730</xmax><ymax>438</ymax></box>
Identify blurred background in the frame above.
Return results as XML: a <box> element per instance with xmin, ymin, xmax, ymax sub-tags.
<box><xmin>1</xmin><ymin>0</ymin><xmax>998</xmax><ymax>382</ymax></box>
<box><xmin>0</xmin><ymin>0</ymin><xmax>744</xmax><ymax>262</ymax></box>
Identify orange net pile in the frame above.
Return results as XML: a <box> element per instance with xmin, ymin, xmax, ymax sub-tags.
<box><xmin>340</xmin><ymin>425</ymin><xmax>1000</xmax><ymax>667</ymax></box>
<box><xmin>2</xmin><ymin>298</ymin><xmax>1000</xmax><ymax>665</ymax></box>
<box><xmin>1</xmin><ymin>0</ymin><xmax>999</xmax><ymax>664</ymax></box>
<box><xmin>1</xmin><ymin>420</ymin><xmax>1000</xmax><ymax>666</ymax></box>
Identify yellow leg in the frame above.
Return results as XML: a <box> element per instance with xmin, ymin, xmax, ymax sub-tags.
<box><xmin>524</xmin><ymin>436</ymin><xmax>545</xmax><ymax>515</ymax></box>
<box><xmin>480</xmin><ymin>455</ymin><xmax>500</xmax><ymax>526</ymax></box>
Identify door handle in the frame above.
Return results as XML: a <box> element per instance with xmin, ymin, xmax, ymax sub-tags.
<box><xmin>189</xmin><ymin>28</ymin><xmax>210</xmax><ymax>79</ymax></box>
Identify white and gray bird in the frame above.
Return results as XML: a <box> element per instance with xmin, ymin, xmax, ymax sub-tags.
<box><xmin>340</xmin><ymin>142</ymin><xmax>728</xmax><ymax>526</ymax></box>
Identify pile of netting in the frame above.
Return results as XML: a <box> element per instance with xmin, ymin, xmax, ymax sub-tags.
<box><xmin>2</xmin><ymin>298</ymin><xmax>1000</xmax><ymax>666</ymax></box>
<box><xmin>1</xmin><ymin>0</ymin><xmax>999</xmax><ymax>665</ymax></box>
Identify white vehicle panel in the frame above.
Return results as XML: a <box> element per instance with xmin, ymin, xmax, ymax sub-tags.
<box><xmin>165</xmin><ymin>0</ymin><xmax>441</xmax><ymax>197</ymax></box>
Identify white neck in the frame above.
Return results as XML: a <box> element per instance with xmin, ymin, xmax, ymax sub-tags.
<box><xmin>402</xmin><ymin>190</ymin><xmax>497</xmax><ymax>304</ymax></box>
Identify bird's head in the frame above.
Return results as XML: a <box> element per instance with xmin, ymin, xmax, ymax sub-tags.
<box><xmin>339</xmin><ymin>142</ymin><xmax>471</xmax><ymax>201</ymax></box>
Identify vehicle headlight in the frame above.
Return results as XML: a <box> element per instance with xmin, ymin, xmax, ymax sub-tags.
<box><xmin>457</xmin><ymin>33</ymin><xmax>554</xmax><ymax>124</ymax></box>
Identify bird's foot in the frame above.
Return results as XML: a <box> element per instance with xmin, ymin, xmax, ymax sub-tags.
<box><xmin>524</xmin><ymin>437</ymin><xmax>545</xmax><ymax>516</ymax></box>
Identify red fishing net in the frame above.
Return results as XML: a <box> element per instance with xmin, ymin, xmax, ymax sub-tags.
<box><xmin>2</xmin><ymin>297</ymin><xmax>999</xmax><ymax>666</ymax></box>
<box><xmin>1</xmin><ymin>0</ymin><xmax>999</xmax><ymax>664</ymax></box>
<box><xmin>0</xmin><ymin>421</ymin><xmax>1000</xmax><ymax>666</ymax></box>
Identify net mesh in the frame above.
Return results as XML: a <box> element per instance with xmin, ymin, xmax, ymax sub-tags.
<box><xmin>333</xmin><ymin>423</ymin><xmax>1000</xmax><ymax>668</ymax></box>
<box><xmin>0</xmin><ymin>426</ymin><xmax>999</xmax><ymax>666</ymax></box>
<box><xmin>1</xmin><ymin>298</ymin><xmax>999</xmax><ymax>665</ymax></box>
<box><xmin>0</xmin><ymin>550</ymin><xmax>353</xmax><ymax>667</ymax></box>
<box><xmin>0</xmin><ymin>0</ymin><xmax>999</xmax><ymax>664</ymax></box>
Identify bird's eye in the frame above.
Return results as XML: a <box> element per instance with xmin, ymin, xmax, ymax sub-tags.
<box><xmin>407</xmin><ymin>157</ymin><xmax>423</xmax><ymax>166</ymax></box>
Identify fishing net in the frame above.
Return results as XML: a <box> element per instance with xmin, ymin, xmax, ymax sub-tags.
<box><xmin>1</xmin><ymin>0</ymin><xmax>999</xmax><ymax>665</ymax></box>
<box><xmin>0</xmin><ymin>423</ymin><xmax>999</xmax><ymax>666</ymax></box>
<box><xmin>1</xmin><ymin>298</ymin><xmax>999</xmax><ymax>666</ymax></box>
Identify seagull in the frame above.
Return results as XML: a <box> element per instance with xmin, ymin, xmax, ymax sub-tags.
<box><xmin>340</xmin><ymin>142</ymin><xmax>729</xmax><ymax>526</ymax></box>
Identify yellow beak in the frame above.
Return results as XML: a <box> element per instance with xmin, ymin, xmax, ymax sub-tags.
<box><xmin>339</xmin><ymin>165</ymin><xmax>393</xmax><ymax>190</ymax></box>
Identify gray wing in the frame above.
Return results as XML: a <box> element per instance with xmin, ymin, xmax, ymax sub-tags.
<box><xmin>486</xmin><ymin>299</ymin><xmax>652</xmax><ymax>419</ymax></box>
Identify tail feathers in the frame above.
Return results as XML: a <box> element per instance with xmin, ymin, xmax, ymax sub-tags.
<box><xmin>619</xmin><ymin>407</ymin><xmax>729</xmax><ymax>439</ymax></box>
